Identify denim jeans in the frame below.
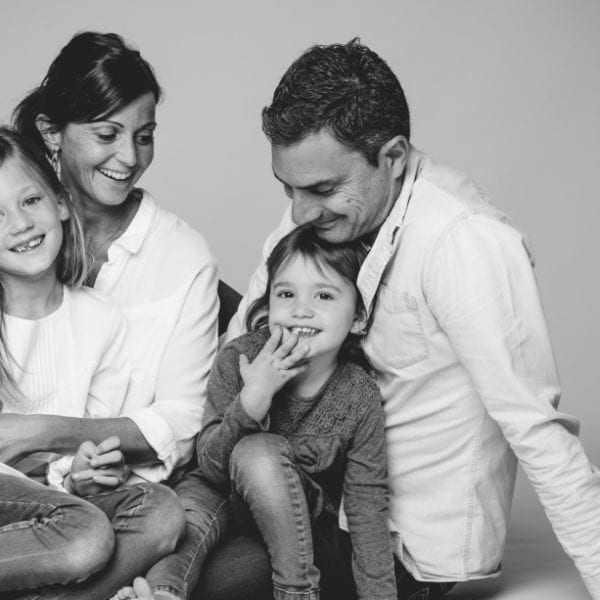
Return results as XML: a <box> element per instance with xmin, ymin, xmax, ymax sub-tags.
<box><xmin>229</xmin><ymin>433</ymin><xmax>320</xmax><ymax>600</ymax></box>
<box><xmin>145</xmin><ymin>469</ymin><xmax>230</xmax><ymax>600</ymax></box>
<box><xmin>0</xmin><ymin>473</ymin><xmax>185</xmax><ymax>600</ymax></box>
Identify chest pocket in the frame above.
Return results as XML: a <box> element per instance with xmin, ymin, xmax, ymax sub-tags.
<box><xmin>367</xmin><ymin>285</ymin><xmax>429</xmax><ymax>370</ymax></box>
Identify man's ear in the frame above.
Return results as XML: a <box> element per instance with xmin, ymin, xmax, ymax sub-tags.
<box><xmin>350</xmin><ymin>307</ymin><xmax>368</xmax><ymax>336</ymax></box>
<box><xmin>55</xmin><ymin>194</ymin><xmax>70</xmax><ymax>222</ymax></box>
<box><xmin>379</xmin><ymin>135</ymin><xmax>408</xmax><ymax>179</ymax></box>
<box><xmin>35</xmin><ymin>114</ymin><xmax>63</xmax><ymax>153</ymax></box>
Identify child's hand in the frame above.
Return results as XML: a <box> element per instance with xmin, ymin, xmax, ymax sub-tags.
<box><xmin>68</xmin><ymin>436</ymin><xmax>126</xmax><ymax>497</ymax></box>
<box><xmin>239</xmin><ymin>325</ymin><xmax>309</xmax><ymax>422</ymax></box>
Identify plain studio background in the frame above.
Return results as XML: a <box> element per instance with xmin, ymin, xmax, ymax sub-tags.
<box><xmin>1</xmin><ymin>1</ymin><xmax>598</xmax><ymax>598</ymax></box>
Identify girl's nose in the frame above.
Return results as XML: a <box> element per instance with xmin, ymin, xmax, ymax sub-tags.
<box><xmin>10</xmin><ymin>207</ymin><xmax>34</xmax><ymax>233</ymax></box>
<box><xmin>292</xmin><ymin>300</ymin><xmax>314</xmax><ymax>318</ymax></box>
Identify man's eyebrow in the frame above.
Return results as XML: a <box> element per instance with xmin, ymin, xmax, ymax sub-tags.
<box><xmin>271</xmin><ymin>170</ymin><xmax>337</xmax><ymax>191</ymax></box>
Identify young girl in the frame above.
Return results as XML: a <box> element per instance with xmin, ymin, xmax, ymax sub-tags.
<box><xmin>196</xmin><ymin>224</ymin><xmax>397</xmax><ymax>600</ymax></box>
<box><xmin>0</xmin><ymin>127</ymin><xmax>184</xmax><ymax>600</ymax></box>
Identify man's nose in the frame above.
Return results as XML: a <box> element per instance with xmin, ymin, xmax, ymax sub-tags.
<box><xmin>291</xmin><ymin>194</ymin><xmax>321</xmax><ymax>226</ymax></box>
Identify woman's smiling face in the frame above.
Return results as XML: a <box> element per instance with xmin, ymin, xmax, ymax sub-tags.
<box><xmin>57</xmin><ymin>92</ymin><xmax>156</xmax><ymax>210</ymax></box>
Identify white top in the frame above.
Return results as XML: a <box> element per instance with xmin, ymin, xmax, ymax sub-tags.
<box><xmin>228</xmin><ymin>146</ymin><xmax>600</xmax><ymax>598</ymax></box>
<box><xmin>94</xmin><ymin>190</ymin><xmax>219</xmax><ymax>481</ymax></box>
<box><xmin>0</xmin><ymin>285</ymin><xmax>130</xmax><ymax>478</ymax></box>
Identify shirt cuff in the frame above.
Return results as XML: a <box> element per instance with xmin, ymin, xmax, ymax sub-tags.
<box><xmin>123</xmin><ymin>408</ymin><xmax>181</xmax><ymax>480</ymax></box>
<box><xmin>46</xmin><ymin>455</ymin><xmax>74</xmax><ymax>492</ymax></box>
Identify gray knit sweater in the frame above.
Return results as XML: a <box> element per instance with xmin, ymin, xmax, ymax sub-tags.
<box><xmin>196</xmin><ymin>330</ymin><xmax>397</xmax><ymax>600</ymax></box>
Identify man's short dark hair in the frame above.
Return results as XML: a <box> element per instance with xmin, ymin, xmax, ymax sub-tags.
<box><xmin>262</xmin><ymin>38</ymin><xmax>410</xmax><ymax>166</ymax></box>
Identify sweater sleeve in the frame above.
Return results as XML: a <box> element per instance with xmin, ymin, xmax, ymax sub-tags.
<box><xmin>196</xmin><ymin>340</ymin><xmax>266</xmax><ymax>487</ymax></box>
<box><xmin>344</xmin><ymin>389</ymin><xmax>397</xmax><ymax>600</ymax></box>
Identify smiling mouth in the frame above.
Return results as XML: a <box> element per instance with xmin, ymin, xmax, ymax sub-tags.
<box><xmin>289</xmin><ymin>326</ymin><xmax>320</xmax><ymax>337</ymax></box>
<box><xmin>99</xmin><ymin>168</ymin><xmax>132</xmax><ymax>182</ymax></box>
<box><xmin>11</xmin><ymin>235</ymin><xmax>44</xmax><ymax>253</ymax></box>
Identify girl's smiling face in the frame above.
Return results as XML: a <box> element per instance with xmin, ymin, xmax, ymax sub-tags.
<box><xmin>0</xmin><ymin>157</ymin><xmax>69</xmax><ymax>283</ymax></box>
<box><xmin>268</xmin><ymin>254</ymin><xmax>364</xmax><ymax>371</ymax></box>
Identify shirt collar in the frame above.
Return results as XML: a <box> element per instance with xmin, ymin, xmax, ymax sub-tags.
<box><xmin>357</xmin><ymin>144</ymin><xmax>424</xmax><ymax>314</ymax></box>
<box><xmin>378</xmin><ymin>143</ymin><xmax>423</xmax><ymax>246</ymax></box>
<box><xmin>109</xmin><ymin>189</ymin><xmax>156</xmax><ymax>256</ymax></box>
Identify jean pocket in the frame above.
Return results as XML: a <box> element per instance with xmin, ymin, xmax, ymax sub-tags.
<box><xmin>369</xmin><ymin>286</ymin><xmax>429</xmax><ymax>370</ymax></box>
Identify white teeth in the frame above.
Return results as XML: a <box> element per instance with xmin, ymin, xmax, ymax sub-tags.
<box><xmin>290</xmin><ymin>327</ymin><xmax>319</xmax><ymax>336</ymax></box>
<box><xmin>12</xmin><ymin>235</ymin><xmax>43</xmax><ymax>253</ymax></box>
<box><xmin>99</xmin><ymin>168</ymin><xmax>131</xmax><ymax>181</ymax></box>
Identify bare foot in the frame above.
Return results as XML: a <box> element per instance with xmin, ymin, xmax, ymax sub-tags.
<box><xmin>109</xmin><ymin>578</ymin><xmax>160</xmax><ymax>600</ymax></box>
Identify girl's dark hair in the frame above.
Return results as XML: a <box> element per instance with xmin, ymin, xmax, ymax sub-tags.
<box><xmin>13</xmin><ymin>31</ymin><xmax>161</xmax><ymax>156</ymax></box>
<box><xmin>0</xmin><ymin>127</ymin><xmax>88</xmax><ymax>403</ymax></box>
<box><xmin>246</xmin><ymin>224</ymin><xmax>370</xmax><ymax>368</ymax></box>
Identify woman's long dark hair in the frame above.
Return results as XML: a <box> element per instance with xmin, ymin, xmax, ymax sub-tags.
<box><xmin>13</xmin><ymin>31</ymin><xmax>161</xmax><ymax>156</ymax></box>
<box><xmin>246</xmin><ymin>224</ymin><xmax>371</xmax><ymax>369</ymax></box>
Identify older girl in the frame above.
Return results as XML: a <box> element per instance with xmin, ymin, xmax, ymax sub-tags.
<box><xmin>0</xmin><ymin>127</ymin><xmax>184</xmax><ymax>600</ymax></box>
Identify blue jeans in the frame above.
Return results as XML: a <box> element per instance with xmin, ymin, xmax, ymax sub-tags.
<box><xmin>145</xmin><ymin>468</ymin><xmax>230</xmax><ymax>600</ymax></box>
<box><xmin>229</xmin><ymin>433</ymin><xmax>320</xmax><ymax>600</ymax></box>
<box><xmin>0</xmin><ymin>473</ymin><xmax>185</xmax><ymax>600</ymax></box>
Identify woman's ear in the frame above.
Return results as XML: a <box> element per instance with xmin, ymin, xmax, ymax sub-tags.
<box><xmin>35</xmin><ymin>114</ymin><xmax>63</xmax><ymax>153</ymax></box>
<box><xmin>350</xmin><ymin>308</ymin><xmax>368</xmax><ymax>336</ymax></box>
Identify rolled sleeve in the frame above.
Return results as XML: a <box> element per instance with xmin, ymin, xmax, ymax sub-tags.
<box><xmin>124</xmin><ymin>260</ymin><xmax>219</xmax><ymax>481</ymax></box>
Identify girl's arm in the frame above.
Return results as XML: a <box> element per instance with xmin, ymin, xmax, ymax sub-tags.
<box><xmin>197</xmin><ymin>328</ymin><xmax>309</xmax><ymax>487</ymax></box>
<box><xmin>196</xmin><ymin>343</ymin><xmax>265</xmax><ymax>487</ymax></box>
<box><xmin>344</xmin><ymin>389</ymin><xmax>397</xmax><ymax>600</ymax></box>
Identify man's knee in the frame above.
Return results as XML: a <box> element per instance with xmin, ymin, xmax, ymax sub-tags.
<box><xmin>137</xmin><ymin>483</ymin><xmax>186</xmax><ymax>556</ymax></box>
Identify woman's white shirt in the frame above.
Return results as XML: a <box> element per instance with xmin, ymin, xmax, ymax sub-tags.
<box><xmin>94</xmin><ymin>190</ymin><xmax>219</xmax><ymax>482</ymax></box>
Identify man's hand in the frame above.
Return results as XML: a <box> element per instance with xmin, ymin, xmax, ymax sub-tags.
<box><xmin>68</xmin><ymin>436</ymin><xmax>126</xmax><ymax>497</ymax></box>
<box><xmin>239</xmin><ymin>325</ymin><xmax>309</xmax><ymax>422</ymax></box>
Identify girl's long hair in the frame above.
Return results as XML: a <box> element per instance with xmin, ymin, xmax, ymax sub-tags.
<box><xmin>0</xmin><ymin>127</ymin><xmax>88</xmax><ymax>405</ymax></box>
<box><xmin>246</xmin><ymin>224</ymin><xmax>370</xmax><ymax>368</ymax></box>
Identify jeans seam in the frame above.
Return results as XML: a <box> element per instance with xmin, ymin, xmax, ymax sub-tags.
<box><xmin>281</xmin><ymin>443</ymin><xmax>319</xmax><ymax>590</ymax></box>
<box><xmin>111</xmin><ymin>484</ymin><xmax>148</xmax><ymax>532</ymax></box>
<box><xmin>174</xmin><ymin>496</ymin><xmax>229</xmax><ymax>598</ymax></box>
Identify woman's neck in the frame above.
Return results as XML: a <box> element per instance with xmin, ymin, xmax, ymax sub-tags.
<box><xmin>3</xmin><ymin>270</ymin><xmax>63</xmax><ymax>319</ymax></box>
<box><xmin>81</xmin><ymin>192</ymin><xmax>140</xmax><ymax>255</ymax></box>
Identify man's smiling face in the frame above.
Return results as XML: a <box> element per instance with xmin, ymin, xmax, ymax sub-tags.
<box><xmin>271</xmin><ymin>130</ymin><xmax>400</xmax><ymax>243</ymax></box>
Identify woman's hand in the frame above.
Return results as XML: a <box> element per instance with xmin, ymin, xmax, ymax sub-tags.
<box><xmin>68</xmin><ymin>436</ymin><xmax>126</xmax><ymax>497</ymax></box>
<box><xmin>239</xmin><ymin>325</ymin><xmax>309</xmax><ymax>422</ymax></box>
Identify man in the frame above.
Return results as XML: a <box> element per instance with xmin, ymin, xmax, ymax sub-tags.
<box><xmin>227</xmin><ymin>39</ymin><xmax>600</xmax><ymax>599</ymax></box>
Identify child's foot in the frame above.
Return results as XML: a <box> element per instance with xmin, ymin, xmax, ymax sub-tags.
<box><xmin>109</xmin><ymin>578</ymin><xmax>163</xmax><ymax>600</ymax></box>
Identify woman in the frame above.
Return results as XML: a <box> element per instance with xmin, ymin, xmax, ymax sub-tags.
<box><xmin>8</xmin><ymin>31</ymin><xmax>237</xmax><ymax>600</ymax></box>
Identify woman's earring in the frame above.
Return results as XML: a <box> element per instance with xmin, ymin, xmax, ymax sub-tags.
<box><xmin>50</xmin><ymin>149</ymin><xmax>61</xmax><ymax>180</ymax></box>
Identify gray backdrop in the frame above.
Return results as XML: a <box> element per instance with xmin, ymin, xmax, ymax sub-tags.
<box><xmin>1</xmin><ymin>1</ymin><xmax>598</xmax><ymax>597</ymax></box>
